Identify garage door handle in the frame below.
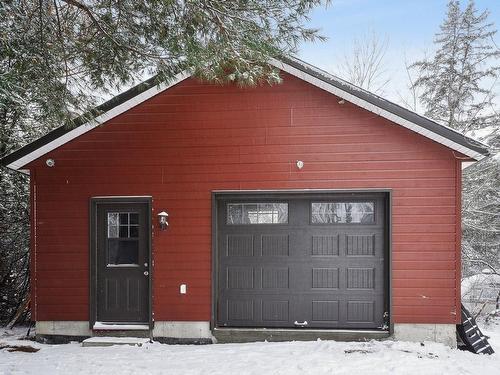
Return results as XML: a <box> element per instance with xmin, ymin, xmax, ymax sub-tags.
<box><xmin>294</xmin><ymin>320</ymin><xmax>308</xmax><ymax>327</ymax></box>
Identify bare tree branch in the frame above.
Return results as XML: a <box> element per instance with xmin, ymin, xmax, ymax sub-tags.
<box><xmin>334</xmin><ymin>32</ymin><xmax>390</xmax><ymax>94</ymax></box>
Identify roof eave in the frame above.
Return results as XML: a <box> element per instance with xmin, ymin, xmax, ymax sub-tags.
<box><xmin>272</xmin><ymin>57</ymin><xmax>489</xmax><ymax>160</ymax></box>
<box><xmin>1</xmin><ymin>57</ymin><xmax>490</xmax><ymax>170</ymax></box>
<box><xmin>1</xmin><ymin>71</ymin><xmax>191</xmax><ymax>171</ymax></box>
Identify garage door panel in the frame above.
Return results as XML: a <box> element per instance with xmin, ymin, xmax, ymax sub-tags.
<box><xmin>312</xmin><ymin>267</ymin><xmax>340</xmax><ymax>289</ymax></box>
<box><xmin>226</xmin><ymin>267</ymin><xmax>255</xmax><ymax>289</ymax></box>
<box><xmin>347</xmin><ymin>300</ymin><xmax>377</xmax><ymax>324</ymax></box>
<box><xmin>217</xmin><ymin>194</ymin><xmax>387</xmax><ymax>329</ymax></box>
<box><xmin>226</xmin><ymin>234</ymin><xmax>254</xmax><ymax>257</ymax></box>
<box><xmin>221</xmin><ymin>296</ymin><xmax>295</xmax><ymax>327</ymax></box>
<box><xmin>262</xmin><ymin>267</ymin><xmax>290</xmax><ymax>289</ymax></box>
<box><xmin>261</xmin><ymin>234</ymin><xmax>290</xmax><ymax>256</ymax></box>
<box><xmin>346</xmin><ymin>234</ymin><xmax>376</xmax><ymax>256</ymax></box>
<box><xmin>221</xmin><ymin>266</ymin><xmax>291</xmax><ymax>292</ymax></box>
<box><xmin>227</xmin><ymin>299</ymin><xmax>254</xmax><ymax>322</ymax></box>
<box><xmin>311</xmin><ymin>235</ymin><xmax>340</xmax><ymax>256</ymax></box>
<box><xmin>262</xmin><ymin>300</ymin><xmax>289</xmax><ymax>322</ymax></box>
<box><xmin>312</xmin><ymin>300</ymin><xmax>340</xmax><ymax>322</ymax></box>
<box><xmin>346</xmin><ymin>267</ymin><xmax>376</xmax><ymax>289</ymax></box>
<box><xmin>309</xmin><ymin>232</ymin><xmax>383</xmax><ymax>257</ymax></box>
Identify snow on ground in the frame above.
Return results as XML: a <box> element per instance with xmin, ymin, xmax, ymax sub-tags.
<box><xmin>1</xmin><ymin>323</ymin><xmax>500</xmax><ymax>375</ymax></box>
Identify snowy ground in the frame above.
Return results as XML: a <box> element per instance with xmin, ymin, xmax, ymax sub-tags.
<box><xmin>1</xmin><ymin>322</ymin><xmax>499</xmax><ymax>375</ymax></box>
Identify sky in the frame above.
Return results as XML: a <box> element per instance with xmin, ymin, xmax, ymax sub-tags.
<box><xmin>297</xmin><ymin>0</ymin><xmax>500</xmax><ymax>103</ymax></box>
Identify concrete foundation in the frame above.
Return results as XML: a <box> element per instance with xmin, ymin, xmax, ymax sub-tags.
<box><xmin>36</xmin><ymin>321</ymin><xmax>91</xmax><ymax>344</ymax></box>
<box><xmin>35</xmin><ymin>321</ymin><xmax>213</xmax><ymax>344</ymax></box>
<box><xmin>393</xmin><ymin>324</ymin><xmax>457</xmax><ymax>348</ymax></box>
<box><xmin>152</xmin><ymin>321</ymin><xmax>213</xmax><ymax>342</ymax></box>
<box><xmin>35</xmin><ymin>321</ymin><xmax>458</xmax><ymax>347</ymax></box>
<box><xmin>213</xmin><ymin>328</ymin><xmax>389</xmax><ymax>343</ymax></box>
<box><xmin>36</xmin><ymin>321</ymin><xmax>91</xmax><ymax>337</ymax></box>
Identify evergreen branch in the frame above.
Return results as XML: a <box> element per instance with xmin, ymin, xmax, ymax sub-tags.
<box><xmin>61</xmin><ymin>0</ymin><xmax>170</xmax><ymax>60</ymax></box>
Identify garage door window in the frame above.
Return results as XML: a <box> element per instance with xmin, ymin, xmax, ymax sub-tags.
<box><xmin>227</xmin><ymin>203</ymin><xmax>288</xmax><ymax>224</ymax></box>
<box><xmin>311</xmin><ymin>202</ymin><xmax>374</xmax><ymax>224</ymax></box>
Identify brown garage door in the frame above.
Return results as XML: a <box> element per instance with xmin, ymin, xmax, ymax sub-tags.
<box><xmin>216</xmin><ymin>192</ymin><xmax>388</xmax><ymax>330</ymax></box>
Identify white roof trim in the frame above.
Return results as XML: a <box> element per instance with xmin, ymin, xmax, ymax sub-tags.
<box><xmin>462</xmin><ymin>161</ymin><xmax>476</xmax><ymax>170</ymax></box>
<box><xmin>6</xmin><ymin>72</ymin><xmax>190</xmax><ymax>171</ymax></box>
<box><xmin>91</xmin><ymin>195</ymin><xmax>153</xmax><ymax>199</ymax></box>
<box><xmin>6</xmin><ymin>61</ymin><xmax>487</xmax><ymax>171</ymax></box>
<box><xmin>270</xmin><ymin>59</ymin><xmax>485</xmax><ymax>161</ymax></box>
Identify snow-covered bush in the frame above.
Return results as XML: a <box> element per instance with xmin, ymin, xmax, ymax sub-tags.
<box><xmin>462</xmin><ymin>270</ymin><xmax>500</xmax><ymax>318</ymax></box>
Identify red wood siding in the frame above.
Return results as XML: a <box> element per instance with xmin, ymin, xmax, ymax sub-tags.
<box><xmin>28</xmin><ymin>73</ymin><xmax>462</xmax><ymax>324</ymax></box>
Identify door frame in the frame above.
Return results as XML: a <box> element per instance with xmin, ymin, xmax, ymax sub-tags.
<box><xmin>211</xmin><ymin>189</ymin><xmax>392</xmax><ymax>333</ymax></box>
<box><xmin>89</xmin><ymin>196</ymin><xmax>153</xmax><ymax>330</ymax></box>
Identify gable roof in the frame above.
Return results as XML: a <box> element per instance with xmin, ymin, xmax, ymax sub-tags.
<box><xmin>1</xmin><ymin>57</ymin><xmax>489</xmax><ymax>173</ymax></box>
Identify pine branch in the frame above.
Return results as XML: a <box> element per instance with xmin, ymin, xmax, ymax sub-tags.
<box><xmin>61</xmin><ymin>0</ymin><xmax>169</xmax><ymax>60</ymax></box>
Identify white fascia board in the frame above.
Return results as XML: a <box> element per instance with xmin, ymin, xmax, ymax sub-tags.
<box><xmin>91</xmin><ymin>195</ymin><xmax>153</xmax><ymax>199</ymax></box>
<box><xmin>270</xmin><ymin>59</ymin><xmax>485</xmax><ymax>161</ymax></box>
<box><xmin>7</xmin><ymin>71</ymin><xmax>191</xmax><ymax>171</ymax></box>
<box><xmin>462</xmin><ymin>161</ymin><xmax>476</xmax><ymax>170</ymax></box>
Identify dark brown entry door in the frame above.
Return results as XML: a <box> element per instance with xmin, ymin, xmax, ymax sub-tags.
<box><xmin>95</xmin><ymin>201</ymin><xmax>149</xmax><ymax>323</ymax></box>
<box><xmin>217</xmin><ymin>193</ymin><xmax>387</xmax><ymax>330</ymax></box>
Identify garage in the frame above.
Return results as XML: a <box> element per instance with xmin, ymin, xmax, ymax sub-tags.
<box><xmin>4</xmin><ymin>56</ymin><xmax>487</xmax><ymax>344</ymax></box>
<box><xmin>215</xmin><ymin>191</ymin><xmax>389</xmax><ymax>330</ymax></box>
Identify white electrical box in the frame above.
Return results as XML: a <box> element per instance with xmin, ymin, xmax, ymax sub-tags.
<box><xmin>180</xmin><ymin>284</ymin><xmax>187</xmax><ymax>294</ymax></box>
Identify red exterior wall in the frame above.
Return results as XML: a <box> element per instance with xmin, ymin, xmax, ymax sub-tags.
<box><xmin>27</xmin><ymin>73</ymin><xmax>463</xmax><ymax>324</ymax></box>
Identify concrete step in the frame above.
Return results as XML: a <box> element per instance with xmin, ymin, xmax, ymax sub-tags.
<box><xmin>92</xmin><ymin>330</ymin><xmax>150</xmax><ymax>338</ymax></box>
<box><xmin>82</xmin><ymin>337</ymin><xmax>150</xmax><ymax>347</ymax></box>
<box><xmin>92</xmin><ymin>322</ymin><xmax>150</xmax><ymax>338</ymax></box>
<box><xmin>93</xmin><ymin>322</ymin><xmax>149</xmax><ymax>331</ymax></box>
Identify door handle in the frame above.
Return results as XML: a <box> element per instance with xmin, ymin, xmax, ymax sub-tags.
<box><xmin>144</xmin><ymin>271</ymin><xmax>149</xmax><ymax>276</ymax></box>
<box><xmin>294</xmin><ymin>320</ymin><xmax>308</xmax><ymax>327</ymax></box>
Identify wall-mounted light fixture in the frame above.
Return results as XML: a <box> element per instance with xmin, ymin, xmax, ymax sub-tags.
<box><xmin>338</xmin><ymin>99</ymin><xmax>346</xmax><ymax>105</ymax></box>
<box><xmin>46</xmin><ymin>158</ymin><xmax>55</xmax><ymax>167</ymax></box>
<box><xmin>296</xmin><ymin>160</ymin><xmax>304</xmax><ymax>170</ymax></box>
<box><xmin>157</xmin><ymin>211</ymin><xmax>169</xmax><ymax>230</ymax></box>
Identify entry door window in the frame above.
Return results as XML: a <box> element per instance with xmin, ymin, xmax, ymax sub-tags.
<box><xmin>107</xmin><ymin>212</ymin><xmax>139</xmax><ymax>265</ymax></box>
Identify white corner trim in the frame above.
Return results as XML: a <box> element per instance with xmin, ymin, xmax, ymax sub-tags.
<box><xmin>7</xmin><ymin>71</ymin><xmax>191</xmax><ymax>171</ymax></box>
<box><xmin>270</xmin><ymin>59</ymin><xmax>485</xmax><ymax>161</ymax></box>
